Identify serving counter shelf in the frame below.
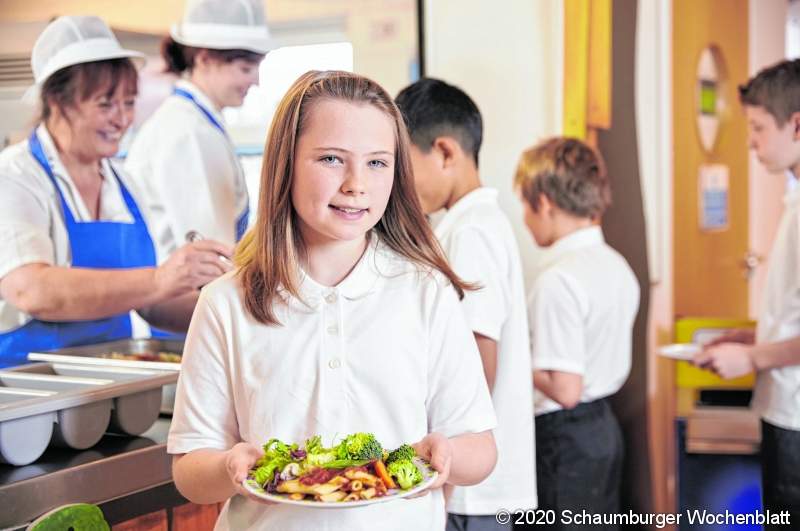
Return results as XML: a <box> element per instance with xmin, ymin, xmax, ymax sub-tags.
<box><xmin>0</xmin><ymin>418</ymin><xmax>180</xmax><ymax>530</ymax></box>
<box><xmin>0</xmin><ymin>362</ymin><xmax>177</xmax><ymax>466</ymax></box>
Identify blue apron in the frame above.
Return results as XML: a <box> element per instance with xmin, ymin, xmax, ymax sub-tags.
<box><xmin>173</xmin><ymin>87</ymin><xmax>249</xmax><ymax>241</ymax></box>
<box><xmin>0</xmin><ymin>132</ymin><xmax>159</xmax><ymax>368</ymax></box>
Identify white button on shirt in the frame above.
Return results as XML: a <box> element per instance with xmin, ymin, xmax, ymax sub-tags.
<box><xmin>125</xmin><ymin>80</ymin><xmax>250</xmax><ymax>257</ymax></box>
<box><xmin>167</xmin><ymin>234</ymin><xmax>497</xmax><ymax>531</ymax></box>
<box><xmin>528</xmin><ymin>226</ymin><xmax>639</xmax><ymax>416</ymax></box>
<box><xmin>753</xmin><ymin>186</ymin><xmax>800</xmax><ymax>430</ymax></box>
<box><xmin>0</xmin><ymin>125</ymin><xmax>162</xmax><ymax>334</ymax></box>
<box><xmin>434</xmin><ymin>188</ymin><xmax>537</xmax><ymax>514</ymax></box>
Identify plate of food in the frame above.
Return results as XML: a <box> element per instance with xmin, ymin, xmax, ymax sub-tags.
<box><xmin>658</xmin><ymin>343</ymin><xmax>701</xmax><ymax>361</ymax></box>
<box><xmin>242</xmin><ymin>432</ymin><xmax>437</xmax><ymax>507</ymax></box>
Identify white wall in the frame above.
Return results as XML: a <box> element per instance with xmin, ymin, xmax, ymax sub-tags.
<box><xmin>748</xmin><ymin>0</ymin><xmax>788</xmax><ymax>319</ymax></box>
<box><xmin>422</xmin><ymin>0</ymin><xmax>563</xmax><ymax>286</ymax></box>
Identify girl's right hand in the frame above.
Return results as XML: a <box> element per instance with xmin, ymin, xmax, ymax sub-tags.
<box><xmin>154</xmin><ymin>240</ymin><xmax>233</xmax><ymax>297</ymax></box>
<box><xmin>225</xmin><ymin>442</ymin><xmax>277</xmax><ymax>504</ymax></box>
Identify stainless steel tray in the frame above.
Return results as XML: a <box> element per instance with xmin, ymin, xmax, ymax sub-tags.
<box><xmin>0</xmin><ymin>362</ymin><xmax>177</xmax><ymax>466</ymax></box>
<box><xmin>28</xmin><ymin>338</ymin><xmax>184</xmax><ymax>371</ymax></box>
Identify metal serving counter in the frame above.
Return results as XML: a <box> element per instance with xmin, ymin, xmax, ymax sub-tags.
<box><xmin>0</xmin><ymin>417</ymin><xmax>187</xmax><ymax>530</ymax></box>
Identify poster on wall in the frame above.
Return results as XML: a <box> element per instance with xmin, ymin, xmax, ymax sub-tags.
<box><xmin>698</xmin><ymin>163</ymin><xmax>730</xmax><ymax>231</ymax></box>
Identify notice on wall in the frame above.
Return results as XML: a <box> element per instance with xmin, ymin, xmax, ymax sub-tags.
<box><xmin>698</xmin><ymin>164</ymin><xmax>729</xmax><ymax>231</ymax></box>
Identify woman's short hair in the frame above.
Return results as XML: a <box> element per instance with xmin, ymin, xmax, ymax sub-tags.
<box><xmin>161</xmin><ymin>36</ymin><xmax>263</xmax><ymax>74</ymax></box>
<box><xmin>39</xmin><ymin>58</ymin><xmax>138</xmax><ymax>122</ymax></box>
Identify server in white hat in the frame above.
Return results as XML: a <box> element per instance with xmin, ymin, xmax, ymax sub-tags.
<box><xmin>125</xmin><ymin>0</ymin><xmax>274</xmax><ymax>256</ymax></box>
<box><xmin>0</xmin><ymin>16</ymin><xmax>233</xmax><ymax>368</ymax></box>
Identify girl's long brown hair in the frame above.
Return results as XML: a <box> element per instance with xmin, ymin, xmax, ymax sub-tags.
<box><xmin>236</xmin><ymin>70</ymin><xmax>473</xmax><ymax>325</ymax></box>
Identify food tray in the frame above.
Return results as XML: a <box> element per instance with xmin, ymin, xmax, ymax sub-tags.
<box><xmin>0</xmin><ymin>362</ymin><xmax>177</xmax><ymax>466</ymax></box>
<box><xmin>28</xmin><ymin>338</ymin><xmax>183</xmax><ymax>413</ymax></box>
<box><xmin>28</xmin><ymin>339</ymin><xmax>184</xmax><ymax>371</ymax></box>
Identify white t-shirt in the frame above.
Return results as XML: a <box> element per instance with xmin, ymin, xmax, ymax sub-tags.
<box><xmin>125</xmin><ymin>80</ymin><xmax>250</xmax><ymax>257</ymax></box>
<box><xmin>433</xmin><ymin>188</ymin><xmax>537</xmax><ymax>514</ymax></box>
<box><xmin>0</xmin><ymin>125</ymin><xmax>162</xmax><ymax>334</ymax></box>
<box><xmin>167</xmin><ymin>234</ymin><xmax>497</xmax><ymax>531</ymax></box>
<box><xmin>753</xmin><ymin>186</ymin><xmax>800</xmax><ymax>430</ymax></box>
<box><xmin>528</xmin><ymin>226</ymin><xmax>639</xmax><ymax>416</ymax></box>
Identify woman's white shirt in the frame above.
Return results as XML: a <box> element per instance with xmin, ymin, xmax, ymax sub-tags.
<box><xmin>125</xmin><ymin>80</ymin><xmax>249</xmax><ymax>257</ymax></box>
<box><xmin>167</xmin><ymin>235</ymin><xmax>497</xmax><ymax>531</ymax></box>
<box><xmin>0</xmin><ymin>125</ymin><xmax>161</xmax><ymax>333</ymax></box>
<box><xmin>528</xmin><ymin>226</ymin><xmax>639</xmax><ymax>416</ymax></box>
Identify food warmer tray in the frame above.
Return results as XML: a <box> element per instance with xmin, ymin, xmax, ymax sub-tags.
<box><xmin>0</xmin><ymin>361</ymin><xmax>177</xmax><ymax>466</ymax></box>
<box><xmin>28</xmin><ymin>338</ymin><xmax>184</xmax><ymax>371</ymax></box>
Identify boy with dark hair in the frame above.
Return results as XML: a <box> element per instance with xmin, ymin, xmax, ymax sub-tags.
<box><xmin>514</xmin><ymin>137</ymin><xmax>639</xmax><ymax>528</ymax></box>
<box><xmin>396</xmin><ymin>78</ymin><xmax>536</xmax><ymax>530</ymax></box>
<box><xmin>696</xmin><ymin>58</ymin><xmax>800</xmax><ymax>527</ymax></box>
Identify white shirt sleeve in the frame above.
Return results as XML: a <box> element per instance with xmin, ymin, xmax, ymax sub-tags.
<box><xmin>0</xmin><ymin>172</ymin><xmax>55</xmax><ymax>279</ymax></box>
<box><xmin>443</xmin><ymin>227</ymin><xmax>507</xmax><ymax>341</ymax></box>
<box><xmin>168</xmin><ymin>288</ymin><xmax>239</xmax><ymax>453</ymax></box>
<box><xmin>425</xmin><ymin>278</ymin><xmax>497</xmax><ymax>438</ymax></box>
<box><xmin>529</xmin><ymin>270</ymin><xmax>587</xmax><ymax>374</ymax></box>
<box><xmin>150</xmin><ymin>129</ymin><xmax>238</xmax><ymax>246</ymax></box>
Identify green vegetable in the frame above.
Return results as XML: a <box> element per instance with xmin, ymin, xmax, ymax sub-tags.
<box><xmin>305</xmin><ymin>434</ymin><xmax>338</xmax><ymax>467</ymax></box>
<box><xmin>320</xmin><ymin>458</ymin><xmax>371</xmax><ymax>469</ymax></box>
<box><xmin>336</xmin><ymin>432</ymin><xmax>383</xmax><ymax>461</ymax></box>
<box><xmin>386</xmin><ymin>444</ymin><xmax>416</xmax><ymax>465</ymax></box>
<box><xmin>387</xmin><ymin>459</ymin><xmax>423</xmax><ymax>490</ymax></box>
<box><xmin>252</xmin><ymin>438</ymin><xmax>297</xmax><ymax>487</ymax></box>
<box><xmin>30</xmin><ymin>503</ymin><xmax>109</xmax><ymax>531</ymax></box>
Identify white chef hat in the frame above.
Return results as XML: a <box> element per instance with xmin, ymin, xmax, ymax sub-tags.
<box><xmin>170</xmin><ymin>0</ymin><xmax>275</xmax><ymax>54</ymax></box>
<box><xmin>24</xmin><ymin>16</ymin><xmax>145</xmax><ymax>103</ymax></box>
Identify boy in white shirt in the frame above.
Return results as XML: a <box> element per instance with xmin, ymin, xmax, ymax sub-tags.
<box><xmin>695</xmin><ymin>59</ymin><xmax>800</xmax><ymax>528</ymax></box>
<box><xmin>396</xmin><ymin>78</ymin><xmax>536</xmax><ymax>530</ymax></box>
<box><xmin>514</xmin><ymin>137</ymin><xmax>639</xmax><ymax>528</ymax></box>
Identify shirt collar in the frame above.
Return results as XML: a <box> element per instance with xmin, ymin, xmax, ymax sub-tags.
<box><xmin>174</xmin><ymin>79</ymin><xmax>226</xmax><ymax>128</ymax></box>
<box><xmin>291</xmin><ymin>233</ymin><xmax>394</xmax><ymax>309</ymax></box>
<box><xmin>435</xmin><ymin>187</ymin><xmax>498</xmax><ymax>237</ymax></box>
<box><xmin>784</xmin><ymin>177</ymin><xmax>800</xmax><ymax>207</ymax></box>
<box><xmin>536</xmin><ymin>225</ymin><xmax>605</xmax><ymax>271</ymax></box>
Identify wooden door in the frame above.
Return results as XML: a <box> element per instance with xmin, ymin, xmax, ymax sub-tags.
<box><xmin>673</xmin><ymin>0</ymin><xmax>749</xmax><ymax>318</ymax></box>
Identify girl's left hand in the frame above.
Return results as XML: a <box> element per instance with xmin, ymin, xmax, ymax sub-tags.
<box><xmin>411</xmin><ymin>432</ymin><xmax>452</xmax><ymax>494</ymax></box>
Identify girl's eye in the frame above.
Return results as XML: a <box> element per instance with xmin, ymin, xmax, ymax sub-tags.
<box><xmin>320</xmin><ymin>155</ymin><xmax>342</xmax><ymax>165</ymax></box>
<box><xmin>98</xmin><ymin>101</ymin><xmax>112</xmax><ymax>109</ymax></box>
<box><xmin>368</xmin><ymin>159</ymin><xmax>389</xmax><ymax>169</ymax></box>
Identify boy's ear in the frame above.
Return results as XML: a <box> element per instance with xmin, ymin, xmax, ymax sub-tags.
<box><xmin>791</xmin><ymin>112</ymin><xmax>800</xmax><ymax>140</ymax></box>
<box><xmin>537</xmin><ymin>193</ymin><xmax>552</xmax><ymax>214</ymax></box>
<box><xmin>431</xmin><ymin>137</ymin><xmax>461</xmax><ymax>169</ymax></box>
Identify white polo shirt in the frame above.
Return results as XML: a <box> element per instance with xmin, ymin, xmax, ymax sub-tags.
<box><xmin>528</xmin><ymin>226</ymin><xmax>639</xmax><ymax>416</ymax></box>
<box><xmin>433</xmin><ymin>188</ymin><xmax>536</xmax><ymax>514</ymax></box>
<box><xmin>167</xmin><ymin>234</ymin><xmax>497</xmax><ymax>531</ymax></box>
<box><xmin>0</xmin><ymin>125</ymin><xmax>161</xmax><ymax>334</ymax></box>
<box><xmin>753</xmin><ymin>185</ymin><xmax>800</xmax><ymax>430</ymax></box>
<box><xmin>125</xmin><ymin>80</ymin><xmax>250</xmax><ymax>257</ymax></box>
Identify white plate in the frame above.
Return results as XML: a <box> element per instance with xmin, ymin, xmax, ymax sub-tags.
<box><xmin>243</xmin><ymin>457</ymin><xmax>438</xmax><ymax>508</ymax></box>
<box><xmin>658</xmin><ymin>343</ymin><xmax>701</xmax><ymax>361</ymax></box>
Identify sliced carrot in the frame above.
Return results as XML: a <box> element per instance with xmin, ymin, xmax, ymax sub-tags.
<box><xmin>374</xmin><ymin>459</ymin><xmax>396</xmax><ymax>489</ymax></box>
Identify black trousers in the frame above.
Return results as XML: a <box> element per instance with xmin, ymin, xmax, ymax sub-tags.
<box><xmin>534</xmin><ymin>398</ymin><xmax>624</xmax><ymax>531</ymax></box>
<box><xmin>761</xmin><ymin>420</ymin><xmax>800</xmax><ymax>530</ymax></box>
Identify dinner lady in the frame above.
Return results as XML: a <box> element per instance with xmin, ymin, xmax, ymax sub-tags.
<box><xmin>0</xmin><ymin>16</ymin><xmax>232</xmax><ymax>368</ymax></box>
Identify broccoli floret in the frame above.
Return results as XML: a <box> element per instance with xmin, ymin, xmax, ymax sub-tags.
<box><xmin>386</xmin><ymin>444</ymin><xmax>416</xmax><ymax>465</ymax></box>
<box><xmin>336</xmin><ymin>432</ymin><xmax>383</xmax><ymax>461</ymax></box>
<box><xmin>387</xmin><ymin>459</ymin><xmax>423</xmax><ymax>490</ymax></box>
